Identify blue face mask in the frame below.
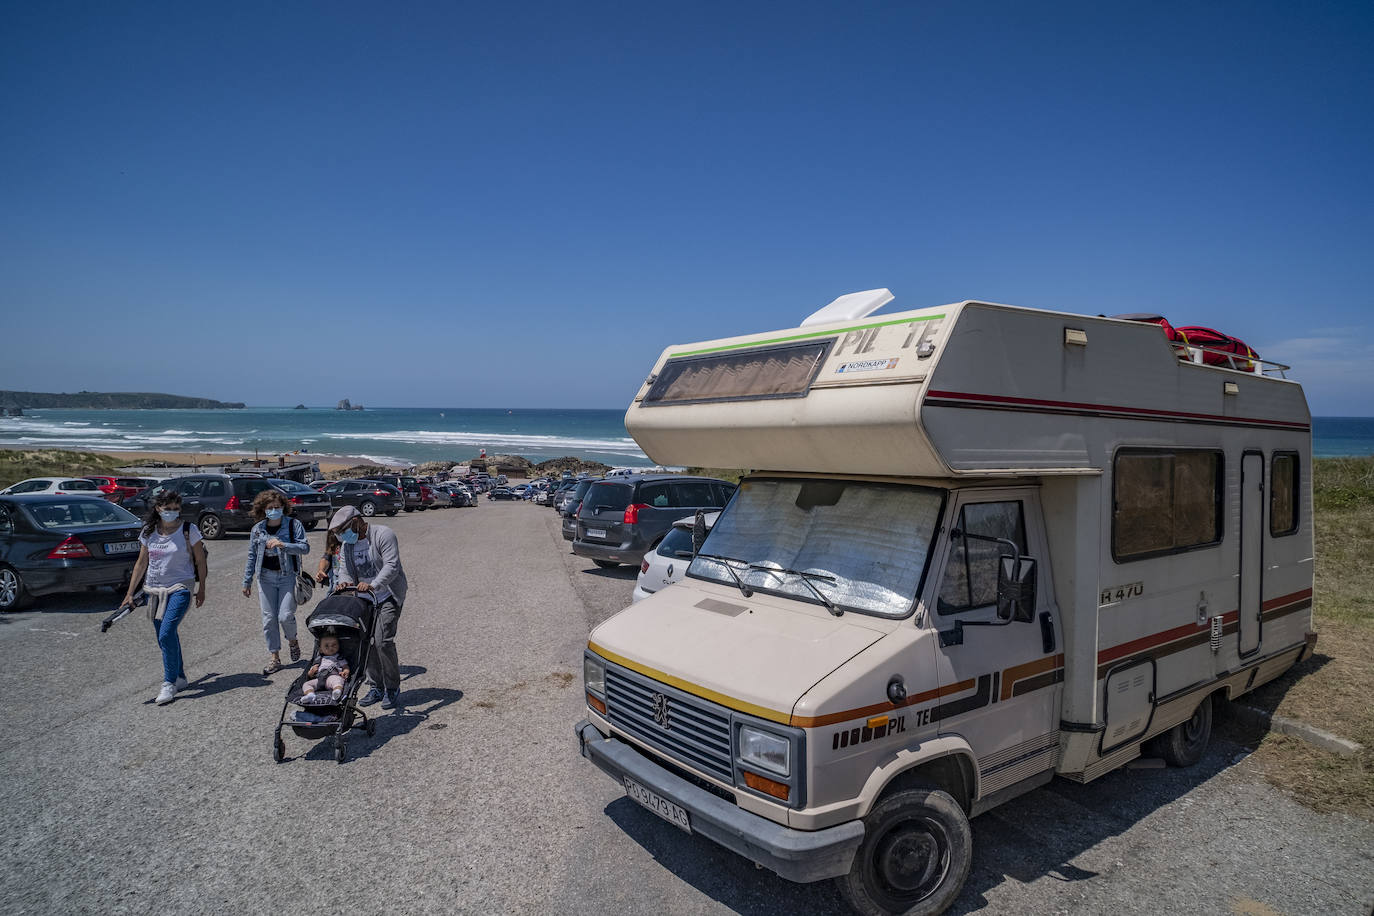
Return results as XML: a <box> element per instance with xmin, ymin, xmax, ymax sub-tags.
<box><xmin>339</xmin><ymin>528</ymin><xmax>359</xmax><ymax>545</ymax></box>
<box><xmin>265</xmin><ymin>508</ymin><xmax>284</xmax><ymax>522</ymax></box>
<box><xmin>159</xmin><ymin>510</ymin><xmax>180</xmax><ymax>523</ymax></box>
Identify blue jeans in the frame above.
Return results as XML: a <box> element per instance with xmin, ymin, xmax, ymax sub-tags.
<box><xmin>152</xmin><ymin>590</ymin><xmax>192</xmax><ymax>684</ymax></box>
<box><xmin>257</xmin><ymin>568</ymin><xmax>299</xmax><ymax>653</ymax></box>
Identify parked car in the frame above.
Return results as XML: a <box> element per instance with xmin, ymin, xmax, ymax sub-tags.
<box><xmin>560</xmin><ymin>477</ymin><xmax>603</xmax><ymax>540</ymax></box>
<box><xmin>632</xmin><ymin>511</ymin><xmax>719</xmax><ymax>602</ymax></box>
<box><xmin>425</xmin><ymin>485</ymin><xmax>453</xmax><ymax>508</ymax></box>
<box><xmin>550</xmin><ymin>480</ymin><xmax>580</xmax><ymax>512</ymax></box>
<box><xmin>140</xmin><ymin>474</ymin><xmax>326</xmax><ymax>540</ymax></box>
<box><xmin>84</xmin><ymin>476</ymin><xmax>148</xmax><ymax>504</ymax></box>
<box><xmin>487</xmin><ymin>486</ymin><xmax>517</xmax><ymax>500</ymax></box>
<box><xmin>320</xmin><ymin>479</ymin><xmax>404</xmax><ymax>518</ymax></box>
<box><xmin>120</xmin><ymin>480</ymin><xmax>173</xmax><ymax>516</ymax></box>
<box><xmin>572</xmin><ymin>475</ymin><xmax>736</xmax><ymax>568</ymax></box>
<box><xmin>0</xmin><ymin>494</ymin><xmax>144</xmax><ymax>610</ymax></box>
<box><xmin>1</xmin><ymin>478</ymin><xmax>107</xmax><ymax>498</ymax></box>
<box><xmin>263</xmin><ymin>478</ymin><xmax>332</xmax><ymax>529</ymax></box>
<box><xmin>511</xmin><ymin>483</ymin><xmax>532</xmax><ymax>499</ymax></box>
<box><xmin>361</xmin><ymin>475</ymin><xmax>423</xmax><ymax>511</ymax></box>
<box><xmin>308</xmin><ymin>480</ymin><xmax>331</xmax><ymax>492</ymax></box>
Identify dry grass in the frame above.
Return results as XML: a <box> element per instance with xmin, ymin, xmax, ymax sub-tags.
<box><xmin>1234</xmin><ymin>456</ymin><xmax>1374</xmax><ymax>817</ymax></box>
<box><xmin>0</xmin><ymin>449</ymin><xmax>125</xmax><ymax>490</ymax></box>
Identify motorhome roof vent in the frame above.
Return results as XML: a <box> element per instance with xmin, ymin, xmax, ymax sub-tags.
<box><xmin>800</xmin><ymin>288</ymin><xmax>894</xmax><ymax>327</ymax></box>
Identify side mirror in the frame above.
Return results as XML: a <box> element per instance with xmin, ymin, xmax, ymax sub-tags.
<box><xmin>997</xmin><ymin>556</ymin><xmax>1037</xmax><ymax>623</ymax></box>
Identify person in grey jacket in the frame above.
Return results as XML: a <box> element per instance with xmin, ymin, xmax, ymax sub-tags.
<box><xmin>329</xmin><ymin>505</ymin><xmax>409</xmax><ymax>709</ymax></box>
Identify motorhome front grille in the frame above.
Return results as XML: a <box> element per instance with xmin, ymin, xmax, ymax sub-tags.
<box><xmin>604</xmin><ymin>665</ymin><xmax>734</xmax><ymax>783</ymax></box>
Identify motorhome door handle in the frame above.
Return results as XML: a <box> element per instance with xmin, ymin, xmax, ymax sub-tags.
<box><xmin>1039</xmin><ymin>612</ymin><xmax>1055</xmax><ymax>654</ymax></box>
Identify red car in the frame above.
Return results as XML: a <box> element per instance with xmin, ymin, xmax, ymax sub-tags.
<box><xmin>85</xmin><ymin>476</ymin><xmax>146</xmax><ymax>504</ymax></box>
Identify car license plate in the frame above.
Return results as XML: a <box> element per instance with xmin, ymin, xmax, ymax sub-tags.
<box><xmin>104</xmin><ymin>541</ymin><xmax>139</xmax><ymax>555</ymax></box>
<box><xmin>586</xmin><ymin>528</ymin><xmax>607</xmax><ymax>539</ymax></box>
<box><xmin>623</xmin><ymin>777</ymin><xmax>691</xmax><ymax>833</ymax></box>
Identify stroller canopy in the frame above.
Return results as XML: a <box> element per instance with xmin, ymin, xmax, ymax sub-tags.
<box><xmin>307</xmin><ymin>592</ymin><xmax>375</xmax><ymax>636</ymax></box>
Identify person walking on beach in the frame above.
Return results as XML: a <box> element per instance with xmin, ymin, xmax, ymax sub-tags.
<box><xmin>242</xmin><ymin>489</ymin><xmax>310</xmax><ymax>674</ymax></box>
<box><xmin>122</xmin><ymin>491</ymin><xmax>208</xmax><ymax>705</ymax></box>
<box><xmin>329</xmin><ymin>505</ymin><xmax>408</xmax><ymax>709</ymax></box>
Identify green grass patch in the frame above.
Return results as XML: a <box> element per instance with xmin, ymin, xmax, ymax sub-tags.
<box><xmin>0</xmin><ymin>449</ymin><xmax>126</xmax><ymax>490</ymax></box>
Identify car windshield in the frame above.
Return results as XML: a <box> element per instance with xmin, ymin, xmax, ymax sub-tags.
<box><xmin>23</xmin><ymin>499</ymin><xmax>139</xmax><ymax>529</ymax></box>
<box><xmin>268</xmin><ymin>479</ymin><xmax>314</xmax><ymax>493</ymax></box>
<box><xmin>688</xmin><ymin>479</ymin><xmax>943</xmax><ymax>619</ymax></box>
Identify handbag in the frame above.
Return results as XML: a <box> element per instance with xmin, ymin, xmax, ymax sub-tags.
<box><xmin>290</xmin><ymin>517</ymin><xmax>315</xmax><ymax>604</ymax></box>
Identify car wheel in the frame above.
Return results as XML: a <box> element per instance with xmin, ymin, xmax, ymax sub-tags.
<box><xmin>359</xmin><ymin>501</ymin><xmax>377</xmax><ymax>518</ymax></box>
<box><xmin>592</xmin><ymin>559</ymin><xmax>620</xmax><ymax>569</ymax></box>
<box><xmin>1146</xmin><ymin>693</ymin><xmax>1213</xmax><ymax>768</ymax></box>
<box><xmin>386</xmin><ymin>509</ymin><xmax>399</xmax><ymax>517</ymax></box>
<box><xmin>837</xmin><ymin>786</ymin><xmax>972</xmax><ymax>916</ymax></box>
<box><xmin>0</xmin><ymin>565</ymin><xmax>29</xmax><ymax>611</ymax></box>
<box><xmin>303</xmin><ymin>519</ymin><xmax>319</xmax><ymax>531</ymax></box>
<box><xmin>198</xmin><ymin>513</ymin><xmax>224</xmax><ymax>540</ymax></box>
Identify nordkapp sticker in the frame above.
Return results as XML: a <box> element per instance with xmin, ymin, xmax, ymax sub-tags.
<box><xmin>836</xmin><ymin>358</ymin><xmax>899</xmax><ymax>373</ymax></box>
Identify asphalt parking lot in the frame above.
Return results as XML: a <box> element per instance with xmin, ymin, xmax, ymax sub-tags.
<box><xmin>1</xmin><ymin>501</ymin><xmax>1371</xmax><ymax>915</ymax></box>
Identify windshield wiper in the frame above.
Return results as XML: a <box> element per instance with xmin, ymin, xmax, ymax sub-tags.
<box><xmin>695</xmin><ymin>552</ymin><xmax>754</xmax><ymax>598</ymax></box>
<box><xmin>749</xmin><ymin>565</ymin><xmax>842</xmax><ymax>616</ymax></box>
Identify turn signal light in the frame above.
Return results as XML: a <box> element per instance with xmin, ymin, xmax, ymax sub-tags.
<box><xmin>48</xmin><ymin>535</ymin><xmax>92</xmax><ymax>559</ymax></box>
<box><xmin>742</xmin><ymin>770</ymin><xmax>790</xmax><ymax>802</ymax></box>
<box><xmin>587</xmin><ymin>693</ymin><xmax>607</xmax><ymax>715</ymax></box>
<box><xmin>624</xmin><ymin>503</ymin><xmax>649</xmax><ymax>524</ymax></box>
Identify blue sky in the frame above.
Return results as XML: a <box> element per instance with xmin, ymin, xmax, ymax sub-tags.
<box><xmin>2</xmin><ymin>1</ymin><xmax>1371</xmax><ymax>413</ymax></box>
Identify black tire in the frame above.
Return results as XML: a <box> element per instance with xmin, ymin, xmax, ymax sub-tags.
<box><xmin>1147</xmin><ymin>694</ymin><xmax>1213</xmax><ymax>768</ymax></box>
<box><xmin>386</xmin><ymin>509</ymin><xmax>398</xmax><ymax>517</ymax></box>
<box><xmin>837</xmin><ymin>786</ymin><xmax>972</xmax><ymax>916</ymax></box>
<box><xmin>592</xmin><ymin>559</ymin><xmax>620</xmax><ymax>569</ymax></box>
<box><xmin>358</xmin><ymin>501</ymin><xmax>377</xmax><ymax>518</ymax></box>
<box><xmin>273</xmin><ymin>735</ymin><xmax>285</xmax><ymax>763</ymax></box>
<box><xmin>0</xmin><ymin>565</ymin><xmax>29</xmax><ymax>611</ymax></box>
<box><xmin>303</xmin><ymin>519</ymin><xmax>319</xmax><ymax>531</ymax></box>
<box><xmin>366</xmin><ymin>718</ymin><xmax>377</xmax><ymax>737</ymax></box>
<box><xmin>198</xmin><ymin>513</ymin><xmax>223</xmax><ymax>540</ymax></box>
<box><xmin>335</xmin><ymin>740</ymin><xmax>347</xmax><ymax>763</ymax></box>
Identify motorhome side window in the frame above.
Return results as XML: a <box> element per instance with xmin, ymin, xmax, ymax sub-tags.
<box><xmin>1270</xmin><ymin>452</ymin><xmax>1299</xmax><ymax>537</ymax></box>
<box><xmin>936</xmin><ymin>501</ymin><xmax>1027</xmax><ymax>615</ymax></box>
<box><xmin>1112</xmin><ymin>449</ymin><xmax>1223</xmax><ymax>561</ymax></box>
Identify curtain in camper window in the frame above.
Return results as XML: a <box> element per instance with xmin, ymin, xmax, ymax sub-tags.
<box><xmin>1113</xmin><ymin>449</ymin><xmax>1223</xmax><ymax>560</ymax></box>
<box><xmin>643</xmin><ymin>341</ymin><xmax>832</xmax><ymax>405</ymax></box>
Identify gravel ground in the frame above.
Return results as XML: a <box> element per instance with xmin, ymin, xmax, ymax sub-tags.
<box><xmin>1</xmin><ymin>501</ymin><xmax>1371</xmax><ymax>915</ymax></box>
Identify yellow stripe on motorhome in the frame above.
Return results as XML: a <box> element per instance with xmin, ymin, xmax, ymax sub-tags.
<box><xmin>587</xmin><ymin>642</ymin><xmax>792</xmax><ymax>725</ymax></box>
<box><xmin>669</xmin><ymin>313</ymin><xmax>946</xmax><ymax>358</ymax></box>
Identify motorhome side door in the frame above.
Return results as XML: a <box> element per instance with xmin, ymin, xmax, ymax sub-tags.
<box><xmin>928</xmin><ymin>489</ymin><xmax>1063</xmax><ymax>797</ymax></box>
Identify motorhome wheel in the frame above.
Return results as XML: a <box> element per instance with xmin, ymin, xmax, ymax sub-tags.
<box><xmin>838</xmin><ymin>786</ymin><xmax>971</xmax><ymax>916</ymax></box>
<box><xmin>1148</xmin><ymin>693</ymin><xmax>1214</xmax><ymax>768</ymax></box>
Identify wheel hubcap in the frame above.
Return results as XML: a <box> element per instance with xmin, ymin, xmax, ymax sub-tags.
<box><xmin>0</xmin><ymin>570</ymin><xmax>16</xmax><ymax>606</ymax></box>
<box><xmin>872</xmin><ymin>816</ymin><xmax>950</xmax><ymax>903</ymax></box>
<box><xmin>1183</xmin><ymin>707</ymin><xmax>1205</xmax><ymax>743</ymax></box>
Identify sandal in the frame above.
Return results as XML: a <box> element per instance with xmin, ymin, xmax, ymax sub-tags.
<box><xmin>288</xmin><ymin>641</ymin><xmax>301</xmax><ymax>663</ymax></box>
<box><xmin>262</xmin><ymin>655</ymin><xmax>282</xmax><ymax>676</ymax></box>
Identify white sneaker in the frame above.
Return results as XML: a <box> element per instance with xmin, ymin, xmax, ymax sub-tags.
<box><xmin>155</xmin><ymin>682</ymin><xmax>176</xmax><ymax>705</ymax></box>
<box><xmin>174</xmin><ymin>676</ymin><xmax>189</xmax><ymax>692</ymax></box>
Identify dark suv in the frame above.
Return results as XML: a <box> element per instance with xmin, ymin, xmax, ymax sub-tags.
<box><xmin>572</xmin><ymin>475</ymin><xmax>735</xmax><ymax>568</ymax></box>
<box><xmin>560</xmin><ymin>477</ymin><xmax>602</xmax><ymax>541</ymax></box>
<box><xmin>363</xmin><ymin>475</ymin><xmax>423</xmax><ymax>511</ymax></box>
<box><xmin>321</xmin><ymin>479</ymin><xmax>404</xmax><ymax>517</ymax></box>
<box><xmin>143</xmin><ymin>474</ymin><xmax>329</xmax><ymax>539</ymax></box>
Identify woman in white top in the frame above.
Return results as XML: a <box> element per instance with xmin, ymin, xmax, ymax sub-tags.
<box><xmin>122</xmin><ymin>490</ymin><xmax>208</xmax><ymax>705</ymax></box>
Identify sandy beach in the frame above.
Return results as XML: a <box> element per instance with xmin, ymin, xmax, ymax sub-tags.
<box><xmin>0</xmin><ymin>445</ymin><xmax>380</xmax><ymax>474</ymax></box>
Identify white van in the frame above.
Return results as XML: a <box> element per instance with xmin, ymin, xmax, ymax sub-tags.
<box><xmin>576</xmin><ymin>293</ymin><xmax>1314</xmax><ymax>915</ymax></box>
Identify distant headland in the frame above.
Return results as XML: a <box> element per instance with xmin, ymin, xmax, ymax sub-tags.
<box><xmin>0</xmin><ymin>390</ymin><xmax>246</xmax><ymax>411</ymax></box>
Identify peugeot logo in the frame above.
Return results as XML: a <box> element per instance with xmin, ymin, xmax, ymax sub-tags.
<box><xmin>651</xmin><ymin>692</ymin><xmax>671</xmax><ymax>730</ymax></box>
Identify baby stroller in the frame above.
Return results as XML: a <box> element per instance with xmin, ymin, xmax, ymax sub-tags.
<box><xmin>273</xmin><ymin>589</ymin><xmax>377</xmax><ymax>764</ymax></box>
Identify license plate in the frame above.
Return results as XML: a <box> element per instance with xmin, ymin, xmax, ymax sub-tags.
<box><xmin>623</xmin><ymin>776</ymin><xmax>691</xmax><ymax>833</ymax></box>
<box><xmin>104</xmin><ymin>541</ymin><xmax>139</xmax><ymax>555</ymax></box>
<box><xmin>586</xmin><ymin>528</ymin><xmax>607</xmax><ymax>539</ymax></box>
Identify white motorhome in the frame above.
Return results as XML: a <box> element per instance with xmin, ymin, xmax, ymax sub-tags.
<box><xmin>575</xmin><ymin>293</ymin><xmax>1315</xmax><ymax>915</ymax></box>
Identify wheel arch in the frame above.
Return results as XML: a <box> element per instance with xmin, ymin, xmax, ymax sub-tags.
<box><xmin>860</xmin><ymin>737</ymin><xmax>981</xmax><ymax>815</ymax></box>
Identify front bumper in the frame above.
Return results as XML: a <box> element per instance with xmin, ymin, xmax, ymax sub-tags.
<box><xmin>575</xmin><ymin>720</ymin><xmax>863</xmax><ymax>884</ymax></box>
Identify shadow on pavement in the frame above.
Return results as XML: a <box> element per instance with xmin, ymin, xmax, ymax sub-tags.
<box><xmin>184</xmin><ymin>671</ymin><xmax>279</xmax><ymax>700</ymax></box>
<box><xmin>604</xmin><ymin>734</ymin><xmax>1253</xmax><ymax>915</ymax></box>
<box><xmin>579</xmin><ymin>565</ymin><xmax>638</xmax><ymax>580</ymax></box>
<box><xmin>300</xmin><ymin>686</ymin><xmax>465</xmax><ymax>763</ymax></box>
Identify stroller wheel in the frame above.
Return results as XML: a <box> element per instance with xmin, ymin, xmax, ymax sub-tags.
<box><xmin>366</xmin><ymin>718</ymin><xmax>377</xmax><ymax>737</ymax></box>
<box><xmin>335</xmin><ymin>739</ymin><xmax>347</xmax><ymax>763</ymax></box>
<box><xmin>273</xmin><ymin>736</ymin><xmax>285</xmax><ymax>763</ymax></box>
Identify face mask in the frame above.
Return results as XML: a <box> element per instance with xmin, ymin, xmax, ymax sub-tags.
<box><xmin>159</xmin><ymin>510</ymin><xmax>180</xmax><ymax>523</ymax></box>
<box><xmin>339</xmin><ymin>528</ymin><xmax>359</xmax><ymax>545</ymax></box>
<box><xmin>265</xmin><ymin>508</ymin><xmax>284</xmax><ymax>522</ymax></box>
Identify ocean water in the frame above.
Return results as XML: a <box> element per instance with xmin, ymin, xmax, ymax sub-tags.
<box><xmin>0</xmin><ymin>407</ymin><xmax>648</xmax><ymax>467</ymax></box>
<box><xmin>0</xmin><ymin>408</ymin><xmax>1369</xmax><ymax>467</ymax></box>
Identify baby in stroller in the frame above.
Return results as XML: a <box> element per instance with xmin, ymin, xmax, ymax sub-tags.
<box><xmin>301</xmin><ymin>634</ymin><xmax>351</xmax><ymax>702</ymax></box>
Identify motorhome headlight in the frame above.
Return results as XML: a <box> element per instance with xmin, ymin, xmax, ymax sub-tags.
<box><xmin>738</xmin><ymin>725</ymin><xmax>790</xmax><ymax>777</ymax></box>
<box><xmin>583</xmin><ymin>654</ymin><xmax>606</xmax><ymax>697</ymax></box>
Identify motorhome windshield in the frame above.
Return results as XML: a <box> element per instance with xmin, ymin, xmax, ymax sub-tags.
<box><xmin>688</xmin><ymin>479</ymin><xmax>943</xmax><ymax>618</ymax></box>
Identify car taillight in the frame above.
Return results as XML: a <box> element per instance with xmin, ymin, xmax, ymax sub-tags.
<box><xmin>224</xmin><ymin>495</ymin><xmax>241</xmax><ymax>511</ymax></box>
<box><xmin>574</xmin><ymin>501</ymin><xmax>583</xmax><ymax>517</ymax></box>
<box><xmin>289</xmin><ymin>496</ymin><xmax>303</xmax><ymax>504</ymax></box>
<box><xmin>640</xmin><ymin>559</ymin><xmax>650</xmax><ymax>573</ymax></box>
<box><xmin>624</xmin><ymin>503</ymin><xmax>649</xmax><ymax>524</ymax></box>
<box><xmin>374</xmin><ymin>490</ymin><xmax>388</xmax><ymax>496</ymax></box>
<box><xmin>48</xmin><ymin>535</ymin><xmax>92</xmax><ymax>559</ymax></box>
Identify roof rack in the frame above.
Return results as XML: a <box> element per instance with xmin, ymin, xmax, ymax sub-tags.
<box><xmin>1168</xmin><ymin>341</ymin><xmax>1291</xmax><ymax>378</ymax></box>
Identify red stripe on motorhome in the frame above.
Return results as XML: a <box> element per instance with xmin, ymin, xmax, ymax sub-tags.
<box><xmin>924</xmin><ymin>389</ymin><xmax>1310</xmax><ymax>431</ymax></box>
